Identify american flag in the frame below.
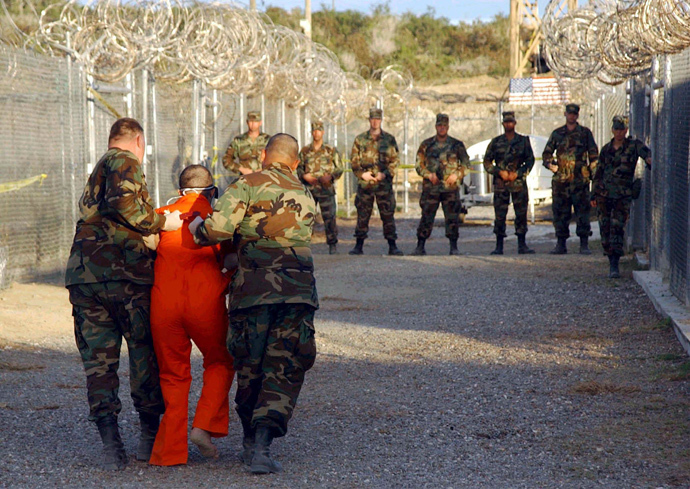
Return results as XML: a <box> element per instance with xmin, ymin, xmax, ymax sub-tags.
<box><xmin>509</xmin><ymin>76</ymin><xmax>570</xmax><ymax>105</ymax></box>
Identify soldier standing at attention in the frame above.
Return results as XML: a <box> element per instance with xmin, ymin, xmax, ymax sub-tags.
<box><xmin>412</xmin><ymin>113</ymin><xmax>470</xmax><ymax>256</ymax></box>
<box><xmin>543</xmin><ymin>103</ymin><xmax>599</xmax><ymax>255</ymax></box>
<box><xmin>189</xmin><ymin>134</ymin><xmax>318</xmax><ymax>475</ymax></box>
<box><xmin>222</xmin><ymin>111</ymin><xmax>271</xmax><ymax>177</ymax></box>
<box><xmin>348</xmin><ymin>107</ymin><xmax>403</xmax><ymax>256</ymax></box>
<box><xmin>483</xmin><ymin>111</ymin><xmax>536</xmax><ymax>255</ymax></box>
<box><xmin>298</xmin><ymin>121</ymin><xmax>343</xmax><ymax>255</ymax></box>
<box><xmin>591</xmin><ymin>116</ymin><xmax>651</xmax><ymax>278</ymax></box>
<box><xmin>65</xmin><ymin>118</ymin><xmax>183</xmax><ymax>470</ymax></box>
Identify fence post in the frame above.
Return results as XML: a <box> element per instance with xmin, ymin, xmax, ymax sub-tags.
<box><xmin>151</xmin><ymin>77</ymin><xmax>161</xmax><ymax>207</ymax></box>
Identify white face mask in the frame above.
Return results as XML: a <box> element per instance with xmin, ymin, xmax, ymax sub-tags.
<box><xmin>180</xmin><ymin>185</ymin><xmax>218</xmax><ymax>199</ymax></box>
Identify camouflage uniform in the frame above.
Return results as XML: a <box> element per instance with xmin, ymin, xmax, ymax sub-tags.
<box><xmin>193</xmin><ymin>161</ymin><xmax>318</xmax><ymax>438</ymax></box>
<box><xmin>592</xmin><ymin>136</ymin><xmax>651</xmax><ymax>257</ymax></box>
<box><xmin>483</xmin><ymin>133</ymin><xmax>535</xmax><ymax>237</ymax></box>
<box><xmin>222</xmin><ymin>132</ymin><xmax>271</xmax><ymax>177</ymax></box>
<box><xmin>350</xmin><ymin>129</ymin><xmax>400</xmax><ymax>240</ymax></box>
<box><xmin>543</xmin><ymin>123</ymin><xmax>599</xmax><ymax>239</ymax></box>
<box><xmin>415</xmin><ymin>135</ymin><xmax>470</xmax><ymax>240</ymax></box>
<box><xmin>65</xmin><ymin>147</ymin><xmax>166</xmax><ymax>422</ymax></box>
<box><xmin>298</xmin><ymin>142</ymin><xmax>343</xmax><ymax>245</ymax></box>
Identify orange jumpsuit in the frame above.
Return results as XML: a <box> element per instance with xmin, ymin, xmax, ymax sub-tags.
<box><xmin>149</xmin><ymin>193</ymin><xmax>235</xmax><ymax>466</ymax></box>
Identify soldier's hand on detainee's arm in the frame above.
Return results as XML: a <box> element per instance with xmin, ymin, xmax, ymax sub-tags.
<box><xmin>361</xmin><ymin>171</ymin><xmax>376</xmax><ymax>182</ymax></box>
<box><xmin>162</xmin><ymin>210</ymin><xmax>183</xmax><ymax>232</ymax></box>
<box><xmin>142</xmin><ymin>233</ymin><xmax>160</xmax><ymax>251</ymax></box>
<box><xmin>188</xmin><ymin>215</ymin><xmax>204</xmax><ymax>237</ymax></box>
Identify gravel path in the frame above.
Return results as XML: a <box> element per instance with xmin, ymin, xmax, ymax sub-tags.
<box><xmin>1</xmin><ymin>209</ymin><xmax>689</xmax><ymax>488</ymax></box>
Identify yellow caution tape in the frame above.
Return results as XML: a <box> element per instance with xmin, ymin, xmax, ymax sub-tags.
<box><xmin>0</xmin><ymin>174</ymin><xmax>48</xmax><ymax>194</ymax></box>
<box><xmin>87</xmin><ymin>87</ymin><xmax>122</xmax><ymax>119</ymax></box>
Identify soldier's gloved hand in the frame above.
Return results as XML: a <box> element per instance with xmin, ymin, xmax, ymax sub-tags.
<box><xmin>428</xmin><ymin>174</ymin><xmax>440</xmax><ymax>185</ymax></box>
<box><xmin>188</xmin><ymin>215</ymin><xmax>204</xmax><ymax>236</ymax></box>
<box><xmin>163</xmin><ymin>210</ymin><xmax>183</xmax><ymax>232</ymax></box>
<box><xmin>143</xmin><ymin>233</ymin><xmax>160</xmax><ymax>251</ymax></box>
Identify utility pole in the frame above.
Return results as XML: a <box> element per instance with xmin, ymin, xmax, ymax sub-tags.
<box><xmin>300</xmin><ymin>0</ymin><xmax>312</xmax><ymax>39</ymax></box>
<box><xmin>509</xmin><ymin>0</ymin><xmax>542</xmax><ymax>78</ymax></box>
<box><xmin>249</xmin><ymin>0</ymin><xmax>256</xmax><ymax>11</ymax></box>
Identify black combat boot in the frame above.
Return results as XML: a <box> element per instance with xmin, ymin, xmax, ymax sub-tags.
<box><xmin>608</xmin><ymin>254</ymin><xmax>621</xmax><ymax>279</ymax></box>
<box><xmin>517</xmin><ymin>234</ymin><xmax>535</xmax><ymax>254</ymax></box>
<box><xmin>96</xmin><ymin>415</ymin><xmax>127</xmax><ymax>471</ymax></box>
<box><xmin>449</xmin><ymin>238</ymin><xmax>459</xmax><ymax>256</ymax></box>
<box><xmin>388</xmin><ymin>239</ymin><xmax>404</xmax><ymax>256</ymax></box>
<box><xmin>348</xmin><ymin>238</ymin><xmax>364</xmax><ymax>255</ymax></box>
<box><xmin>136</xmin><ymin>412</ymin><xmax>160</xmax><ymax>462</ymax></box>
<box><xmin>549</xmin><ymin>237</ymin><xmax>567</xmax><ymax>254</ymax></box>
<box><xmin>238</xmin><ymin>420</ymin><xmax>255</xmax><ymax>466</ymax></box>
<box><xmin>250</xmin><ymin>427</ymin><xmax>283</xmax><ymax>474</ymax></box>
<box><xmin>579</xmin><ymin>236</ymin><xmax>591</xmax><ymax>255</ymax></box>
<box><xmin>328</xmin><ymin>243</ymin><xmax>337</xmax><ymax>255</ymax></box>
<box><xmin>411</xmin><ymin>238</ymin><xmax>426</xmax><ymax>256</ymax></box>
<box><xmin>490</xmin><ymin>235</ymin><xmax>504</xmax><ymax>255</ymax></box>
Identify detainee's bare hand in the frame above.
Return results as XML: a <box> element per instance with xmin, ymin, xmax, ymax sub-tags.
<box><xmin>163</xmin><ymin>210</ymin><xmax>183</xmax><ymax>232</ymax></box>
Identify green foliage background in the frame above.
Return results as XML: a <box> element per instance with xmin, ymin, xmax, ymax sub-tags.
<box><xmin>266</xmin><ymin>5</ymin><xmax>510</xmax><ymax>81</ymax></box>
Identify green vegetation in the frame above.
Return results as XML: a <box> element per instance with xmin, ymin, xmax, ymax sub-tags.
<box><xmin>266</xmin><ymin>5</ymin><xmax>509</xmax><ymax>81</ymax></box>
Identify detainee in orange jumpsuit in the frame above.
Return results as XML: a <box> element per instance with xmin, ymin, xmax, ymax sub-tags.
<box><xmin>148</xmin><ymin>165</ymin><xmax>235</xmax><ymax>466</ymax></box>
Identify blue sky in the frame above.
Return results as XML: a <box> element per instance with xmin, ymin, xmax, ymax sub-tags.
<box><xmin>260</xmin><ymin>0</ymin><xmax>514</xmax><ymax>22</ymax></box>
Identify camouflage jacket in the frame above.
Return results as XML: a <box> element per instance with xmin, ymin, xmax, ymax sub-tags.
<box><xmin>297</xmin><ymin>142</ymin><xmax>343</xmax><ymax>195</ymax></box>
<box><xmin>483</xmin><ymin>133</ymin><xmax>535</xmax><ymax>189</ymax></box>
<box><xmin>65</xmin><ymin>148</ymin><xmax>165</xmax><ymax>286</ymax></box>
<box><xmin>350</xmin><ymin>130</ymin><xmax>399</xmax><ymax>190</ymax></box>
<box><xmin>542</xmin><ymin>124</ymin><xmax>598</xmax><ymax>184</ymax></box>
<box><xmin>222</xmin><ymin>132</ymin><xmax>271</xmax><ymax>175</ymax></box>
<box><xmin>416</xmin><ymin>135</ymin><xmax>470</xmax><ymax>192</ymax></box>
<box><xmin>592</xmin><ymin>137</ymin><xmax>651</xmax><ymax>199</ymax></box>
<box><xmin>193</xmin><ymin>161</ymin><xmax>318</xmax><ymax>311</ymax></box>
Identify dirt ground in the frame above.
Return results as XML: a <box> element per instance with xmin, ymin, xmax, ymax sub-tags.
<box><xmin>1</xmin><ymin>212</ymin><xmax>690</xmax><ymax>488</ymax></box>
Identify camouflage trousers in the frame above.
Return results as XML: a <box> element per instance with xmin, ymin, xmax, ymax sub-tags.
<box><xmin>493</xmin><ymin>184</ymin><xmax>529</xmax><ymax>237</ymax></box>
<box><xmin>69</xmin><ymin>281</ymin><xmax>164</xmax><ymax>422</ymax></box>
<box><xmin>228</xmin><ymin>303</ymin><xmax>317</xmax><ymax>438</ymax></box>
<box><xmin>552</xmin><ymin>180</ymin><xmax>592</xmax><ymax>239</ymax></box>
<box><xmin>310</xmin><ymin>187</ymin><xmax>338</xmax><ymax>245</ymax></box>
<box><xmin>354</xmin><ymin>186</ymin><xmax>398</xmax><ymax>240</ymax></box>
<box><xmin>417</xmin><ymin>185</ymin><xmax>460</xmax><ymax>240</ymax></box>
<box><xmin>596</xmin><ymin>196</ymin><xmax>632</xmax><ymax>257</ymax></box>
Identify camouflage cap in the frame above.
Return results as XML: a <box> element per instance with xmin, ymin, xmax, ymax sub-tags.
<box><xmin>565</xmin><ymin>103</ymin><xmax>580</xmax><ymax>114</ymax></box>
<box><xmin>247</xmin><ymin>111</ymin><xmax>262</xmax><ymax>121</ymax></box>
<box><xmin>369</xmin><ymin>108</ymin><xmax>383</xmax><ymax>119</ymax></box>
<box><xmin>612</xmin><ymin>115</ymin><xmax>628</xmax><ymax>130</ymax></box>
<box><xmin>311</xmin><ymin>121</ymin><xmax>324</xmax><ymax>131</ymax></box>
<box><xmin>436</xmin><ymin>113</ymin><xmax>449</xmax><ymax>125</ymax></box>
<box><xmin>502</xmin><ymin>111</ymin><xmax>516</xmax><ymax>123</ymax></box>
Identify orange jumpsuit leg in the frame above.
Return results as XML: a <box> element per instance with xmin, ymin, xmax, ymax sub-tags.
<box><xmin>186</xmin><ymin>308</ymin><xmax>235</xmax><ymax>437</ymax></box>
<box><xmin>149</xmin><ymin>313</ymin><xmax>193</xmax><ymax>466</ymax></box>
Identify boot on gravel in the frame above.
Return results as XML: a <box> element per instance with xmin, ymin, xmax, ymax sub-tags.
<box><xmin>96</xmin><ymin>415</ymin><xmax>127</xmax><ymax>471</ymax></box>
<box><xmin>387</xmin><ymin>239</ymin><xmax>404</xmax><ymax>256</ymax></box>
<box><xmin>348</xmin><ymin>238</ymin><xmax>364</xmax><ymax>255</ymax></box>
<box><xmin>549</xmin><ymin>237</ymin><xmax>567</xmax><ymax>255</ymax></box>
<box><xmin>449</xmin><ymin>238</ymin><xmax>459</xmax><ymax>256</ymax></box>
<box><xmin>250</xmin><ymin>428</ymin><xmax>282</xmax><ymax>474</ymax></box>
<box><xmin>411</xmin><ymin>238</ymin><xmax>426</xmax><ymax>256</ymax></box>
<box><xmin>238</xmin><ymin>420</ymin><xmax>255</xmax><ymax>466</ymax></box>
<box><xmin>608</xmin><ymin>254</ymin><xmax>621</xmax><ymax>279</ymax></box>
<box><xmin>136</xmin><ymin>412</ymin><xmax>160</xmax><ymax>462</ymax></box>
<box><xmin>517</xmin><ymin>234</ymin><xmax>535</xmax><ymax>254</ymax></box>
<box><xmin>328</xmin><ymin>243</ymin><xmax>338</xmax><ymax>255</ymax></box>
<box><xmin>490</xmin><ymin>236</ymin><xmax>504</xmax><ymax>255</ymax></box>
<box><xmin>579</xmin><ymin>236</ymin><xmax>592</xmax><ymax>255</ymax></box>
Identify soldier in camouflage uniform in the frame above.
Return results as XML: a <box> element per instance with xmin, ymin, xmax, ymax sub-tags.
<box><xmin>543</xmin><ymin>103</ymin><xmax>599</xmax><ymax>255</ymax></box>
<box><xmin>348</xmin><ymin>107</ymin><xmax>403</xmax><ymax>256</ymax></box>
<box><xmin>190</xmin><ymin>134</ymin><xmax>318</xmax><ymax>475</ymax></box>
<box><xmin>484</xmin><ymin>111</ymin><xmax>536</xmax><ymax>255</ymax></box>
<box><xmin>65</xmin><ymin>118</ymin><xmax>183</xmax><ymax>470</ymax></box>
<box><xmin>591</xmin><ymin>116</ymin><xmax>651</xmax><ymax>278</ymax></box>
<box><xmin>412</xmin><ymin>113</ymin><xmax>470</xmax><ymax>256</ymax></box>
<box><xmin>298</xmin><ymin>121</ymin><xmax>343</xmax><ymax>255</ymax></box>
<box><xmin>222</xmin><ymin>111</ymin><xmax>271</xmax><ymax>178</ymax></box>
